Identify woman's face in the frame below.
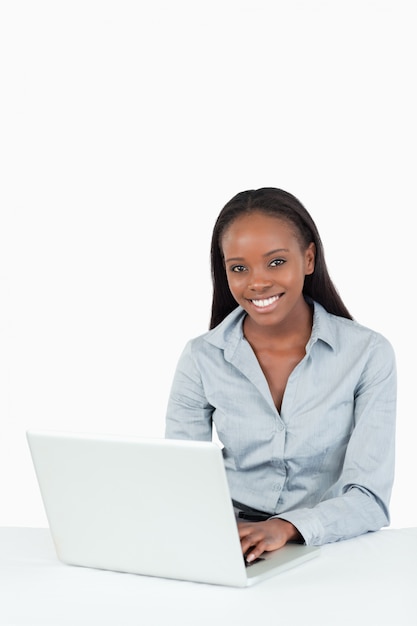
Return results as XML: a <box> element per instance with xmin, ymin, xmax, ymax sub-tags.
<box><xmin>221</xmin><ymin>211</ymin><xmax>315</xmax><ymax>330</ymax></box>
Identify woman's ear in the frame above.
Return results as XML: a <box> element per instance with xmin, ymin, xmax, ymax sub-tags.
<box><xmin>305</xmin><ymin>242</ymin><xmax>316</xmax><ymax>275</ymax></box>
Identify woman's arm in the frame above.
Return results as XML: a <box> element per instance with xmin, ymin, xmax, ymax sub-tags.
<box><xmin>165</xmin><ymin>340</ymin><xmax>214</xmax><ymax>441</ymax></box>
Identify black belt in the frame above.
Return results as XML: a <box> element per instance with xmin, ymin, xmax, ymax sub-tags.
<box><xmin>233</xmin><ymin>500</ymin><xmax>271</xmax><ymax>522</ymax></box>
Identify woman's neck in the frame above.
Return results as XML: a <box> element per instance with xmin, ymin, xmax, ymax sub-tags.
<box><xmin>243</xmin><ymin>298</ymin><xmax>313</xmax><ymax>349</ymax></box>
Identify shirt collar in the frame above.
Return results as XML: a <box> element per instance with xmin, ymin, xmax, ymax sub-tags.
<box><xmin>306</xmin><ymin>300</ymin><xmax>336</xmax><ymax>352</ymax></box>
<box><xmin>205</xmin><ymin>299</ymin><xmax>338</xmax><ymax>354</ymax></box>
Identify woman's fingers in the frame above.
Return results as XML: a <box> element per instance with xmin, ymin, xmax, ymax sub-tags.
<box><xmin>238</xmin><ymin>519</ymin><xmax>299</xmax><ymax>563</ymax></box>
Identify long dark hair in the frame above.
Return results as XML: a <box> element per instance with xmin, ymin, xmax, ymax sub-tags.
<box><xmin>210</xmin><ymin>187</ymin><xmax>352</xmax><ymax>329</ymax></box>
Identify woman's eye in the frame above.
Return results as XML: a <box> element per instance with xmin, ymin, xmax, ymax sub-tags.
<box><xmin>231</xmin><ymin>265</ymin><xmax>246</xmax><ymax>273</ymax></box>
<box><xmin>270</xmin><ymin>258</ymin><xmax>285</xmax><ymax>267</ymax></box>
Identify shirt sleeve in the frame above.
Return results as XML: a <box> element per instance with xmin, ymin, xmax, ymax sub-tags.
<box><xmin>165</xmin><ymin>340</ymin><xmax>214</xmax><ymax>441</ymax></box>
<box><xmin>275</xmin><ymin>333</ymin><xmax>397</xmax><ymax>546</ymax></box>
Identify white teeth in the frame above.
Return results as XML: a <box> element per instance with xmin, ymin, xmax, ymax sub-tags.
<box><xmin>251</xmin><ymin>295</ymin><xmax>280</xmax><ymax>308</ymax></box>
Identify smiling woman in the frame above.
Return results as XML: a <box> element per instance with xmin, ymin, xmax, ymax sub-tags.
<box><xmin>165</xmin><ymin>187</ymin><xmax>396</xmax><ymax>565</ymax></box>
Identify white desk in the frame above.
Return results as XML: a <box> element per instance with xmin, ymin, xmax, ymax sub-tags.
<box><xmin>1</xmin><ymin>527</ymin><xmax>416</xmax><ymax>626</ymax></box>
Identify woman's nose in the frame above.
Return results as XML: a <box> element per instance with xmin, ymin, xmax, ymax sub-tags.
<box><xmin>248</xmin><ymin>271</ymin><xmax>272</xmax><ymax>291</ymax></box>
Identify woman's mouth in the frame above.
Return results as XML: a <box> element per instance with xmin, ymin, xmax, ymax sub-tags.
<box><xmin>249</xmin><ymin>294</ymin><xmax>282</xmax><ymax>309</ymax></box>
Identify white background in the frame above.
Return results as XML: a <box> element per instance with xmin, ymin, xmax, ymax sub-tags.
<box><xmin>1</xmin><ymin>0</ymin><xmax>416</xmax><ymax>528</ymax></box>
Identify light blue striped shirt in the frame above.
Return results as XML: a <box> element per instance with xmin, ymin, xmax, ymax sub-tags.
<box><xmin>165</xmin><ymin>301</ymin><xmax>396</xmax><ymax>546</ymax></box>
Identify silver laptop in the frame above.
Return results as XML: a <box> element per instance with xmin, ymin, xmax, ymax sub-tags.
<box><xmin>26</xmin><ymin>430</ymin><xmax>319</xmax><ymax>587</ymax></box>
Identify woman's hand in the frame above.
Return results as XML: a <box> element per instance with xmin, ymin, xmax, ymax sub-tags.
<box><xmin>238</xmin><ymin>518</ymin><xmax>302</xmax><ymax>563</ymax></box>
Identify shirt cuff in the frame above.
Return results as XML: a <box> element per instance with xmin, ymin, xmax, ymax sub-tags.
<box><xmin>271</xmin><ymin>509</ymin><xmax>325</xmax><ymax>546</ymax></box>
